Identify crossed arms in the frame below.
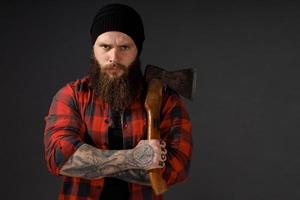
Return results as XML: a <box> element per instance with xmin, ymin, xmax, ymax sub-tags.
<box><xmin>44</xmin><ymin>84</ymin><xmax>192</xmax><ymax>186</ymax></box>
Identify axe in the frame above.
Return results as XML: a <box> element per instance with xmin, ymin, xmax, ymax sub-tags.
<box><xmin>144</xmin><ymin>65</ymin><xmax>196</xmax><ymax>195</ymax></box>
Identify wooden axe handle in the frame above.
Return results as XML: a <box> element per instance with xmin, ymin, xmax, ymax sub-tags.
<box><xmin>144</xmin><ymin>79</ymin><xmax>168</xmax><ymax>195</ymax></box>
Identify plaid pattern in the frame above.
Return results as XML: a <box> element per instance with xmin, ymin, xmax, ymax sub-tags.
<box><xmin>44</xmin><ymin>75</ymin><xmax>192</xmax><ymax>200</ymax></box>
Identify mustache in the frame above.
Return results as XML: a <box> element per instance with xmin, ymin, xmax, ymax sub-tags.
<box><xmin>102</xmin><ymin>63</ymin><xmax>126</xmax><ymax>70</ymax></box>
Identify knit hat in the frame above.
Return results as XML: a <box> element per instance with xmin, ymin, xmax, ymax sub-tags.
<box><xmin>90</xmin><ymin>3</ymin><xmax>145</xmax><ymax>55</ymax></box>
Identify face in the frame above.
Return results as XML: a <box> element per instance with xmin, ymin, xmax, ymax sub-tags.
<box><xmin>93</xmin><ymin>31</ymin><xmax>138</xmax><ymax>78</ymax></box>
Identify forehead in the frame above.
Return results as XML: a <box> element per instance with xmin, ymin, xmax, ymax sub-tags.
<box><xmin>95</xmin><ymin>31</ymin><xmax>135</xmax><ymax>44</ymax></box>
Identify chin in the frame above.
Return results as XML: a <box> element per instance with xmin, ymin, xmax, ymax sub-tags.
<box><xmin>107</xmin><ymin>72</ymin><xmax>124</xmax><ymax>78</ymax></box>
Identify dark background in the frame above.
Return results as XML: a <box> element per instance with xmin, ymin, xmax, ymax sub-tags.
<box><xmin>1</xmin><ymin>0</ymin><xmax>300</xmax><ymax>199</ymax></box>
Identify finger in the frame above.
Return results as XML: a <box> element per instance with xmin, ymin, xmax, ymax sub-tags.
<box><xmin>158</xmin><ymin>161</ymin><xmax>165</xmax><ymax>168</ymax></box>
<box><xmin>160</xmin><ymin>140</ymin><xmax>166</xmax><ymax>148</ymax></box>
<box><xmin>161</xmin><ymin>146</ymin><xmax>167</xmax><ymax>154</ymax></box>
<box><xmin>161</xmin><ymin>153</ymin><xmax>167</xmax><ymax>162</ymax></box>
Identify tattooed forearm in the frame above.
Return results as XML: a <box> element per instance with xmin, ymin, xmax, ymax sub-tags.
<box><xmin>59</xmin><ymin>140</ymin><xmax>165</xmax><ymax>180</ymax></box>
<box><xmin>110</xmin><ymin>169</ymin><xmax>151</xmax><ymax>185</ymax></box>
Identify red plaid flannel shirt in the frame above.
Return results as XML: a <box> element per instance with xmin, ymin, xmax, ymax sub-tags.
<box><xmin>44</xmin><ymin>75</ymin><xmax>192</xmax><ymax>200</ymax></box>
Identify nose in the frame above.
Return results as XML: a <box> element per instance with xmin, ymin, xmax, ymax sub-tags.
<box><xmin>109</xmin><ymin>48</ymin><xmax>120</xmax><ymax>64</ymax></box>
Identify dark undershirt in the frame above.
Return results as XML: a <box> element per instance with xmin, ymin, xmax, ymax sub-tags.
<box><xmin>99</xmin><ymin>111</ymin><xmax>129</xmax><ymax>200</ymax></box>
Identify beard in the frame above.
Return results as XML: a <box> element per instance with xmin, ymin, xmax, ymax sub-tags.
<box><xmin>88</xmin><ymin>54</ymin><xmax>145</xmax><ymax>112</ymax></box>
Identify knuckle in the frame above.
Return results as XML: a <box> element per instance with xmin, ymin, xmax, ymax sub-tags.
<box><xmin>159</xmin><ymin>161</ymin><xmax>164</xmax><ymax>167</ymax></box>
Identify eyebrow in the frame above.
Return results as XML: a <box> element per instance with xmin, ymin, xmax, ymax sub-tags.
<box><xmin>98</xmin><ymin>42</ymin><xmax>111</xmax><ymax>46</ymax></box>
<box><xmin>118</xmin><ymin>43</ymin><xmax>131</xmax><ymax>46</ymax></box>
<box><xmin>98</xmin><ymin>42</ymin><xmax>133</xmax><ymax>47</ymax></box>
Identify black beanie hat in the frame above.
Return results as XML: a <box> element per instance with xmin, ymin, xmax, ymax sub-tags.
<box><xmin>90</xmin><ymin>4</ymin><xmax>145</xmax><ymax>54</ymax></box>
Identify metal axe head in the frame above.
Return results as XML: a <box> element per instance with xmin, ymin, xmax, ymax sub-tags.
<box><xmin>144</xmin><ymin>65</ymin><xmax>197</xmax><ymax>101</ymax></box>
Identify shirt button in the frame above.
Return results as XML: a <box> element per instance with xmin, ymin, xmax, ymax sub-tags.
<box><xmin>124</xmin><ymin>123</ymin><xmax>128</xmax><ymax>128</ymax></box>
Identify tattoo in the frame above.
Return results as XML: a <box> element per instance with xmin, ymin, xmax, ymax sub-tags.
<box><xmin>59</xmin><ymin>143</ymin><xmax>155</xmax><ymax>183</ymax></box>
<box><xmin>110</xmin><ymin>169</ymin><xmax>151</xmax><ymax>186</ymax></box>
<box><xmin>130</xmin><ymin>143</ymin><xmax>154</xmax><ymax>167</ymax></box>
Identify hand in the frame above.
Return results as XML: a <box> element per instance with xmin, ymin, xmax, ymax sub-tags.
<box><xmin>131</xmin><ymin>140</ymin><xmax>167</xmax><ymax>171</ymax></box>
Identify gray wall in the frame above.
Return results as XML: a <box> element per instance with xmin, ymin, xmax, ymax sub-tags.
<box><xmin>1</xmin><ymin>0</ymin><xmax>300</xmax><ymax>199</ymax></box>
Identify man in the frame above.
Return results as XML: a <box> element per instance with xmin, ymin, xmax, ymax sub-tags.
<box><xmin>44</xmin><ymin>3</ymin><xmax>192</xmax><ymax>200</ymax></box>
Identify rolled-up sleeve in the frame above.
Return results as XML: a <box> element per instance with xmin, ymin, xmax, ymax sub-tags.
<box><xmin>160</xmin><ymin>88</ymin><xmax>193</xmax><ymax>186</ymax></box>
<box><xmin>44</xmin><ymin>84</ymin><xmax>86</xmax><ymax>176</ymax></box>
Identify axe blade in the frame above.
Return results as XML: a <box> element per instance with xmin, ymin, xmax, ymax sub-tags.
<box><xmin>145</xmin><ymin>65</ymin><xmax>197</xmax><ymax>101</ymax></box>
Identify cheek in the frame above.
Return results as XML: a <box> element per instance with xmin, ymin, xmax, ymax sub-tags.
<box><xmin>94</xmin><ymin>50</ymin><xmax>107</xmax><ymax>64</ymax></box>
<box><xmin>124</xmin><ymin>52</ymin><xmax>137</xmax><ymax>65</ymax></box>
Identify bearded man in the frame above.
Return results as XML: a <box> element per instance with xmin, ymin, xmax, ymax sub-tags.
<box><xmin>44</xmin><ymin>3</ymin><xmax>192</xmax><ymax>200</ymax></box>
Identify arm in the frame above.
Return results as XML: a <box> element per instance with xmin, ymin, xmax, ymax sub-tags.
<box><xmin>44</xmin><ymin>84</ymin><xmax>85</xmax><ymax>176</ymax></box>
<box><xmin>160</xmin><ymin>88</ymin><xmax>193</xmax><ymax>186</ymax></box>
<box><xmin>59</xmin><ymin>140</ymin><xmax>164</xmax><ymax>183</ymax></box>
<box><xmin>44</xmin><ymin>84</ymin><xmax>165</xmax><ymax>185</ymax></box>
<box><xmin>112</xmin><ymin>169</ymin><xmax>151</xmax><ymax>185</ymax></box>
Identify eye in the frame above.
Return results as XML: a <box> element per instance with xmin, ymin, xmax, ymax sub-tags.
<box><xmin>120</xmin><ymin>45</ymin><xmax>129</xmax><ymax>51</ymax></box>
<box><xmin>100</xmin><ymin>44</ymin><xmax>110</xmax><ymax>50</ymax></box>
